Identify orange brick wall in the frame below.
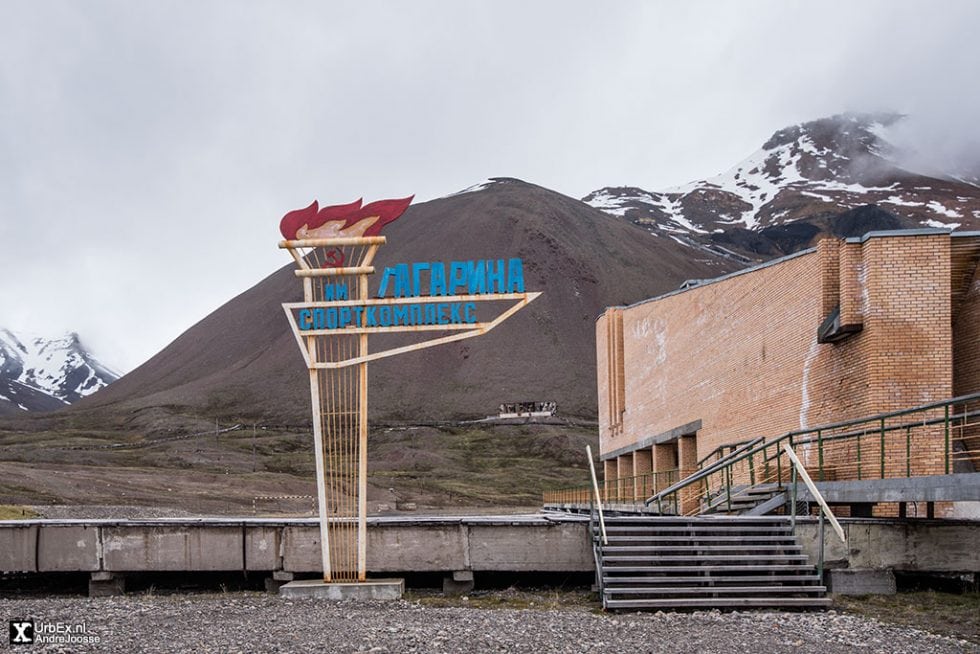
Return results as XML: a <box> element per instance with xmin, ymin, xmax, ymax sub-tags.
<box><xmin>862</xmin><ymin>236</ymin><xmax>952</xmax><ymax>411</ymax></box>
<box><xmin>597</xmin><ymin>233</ymin><xmax>955</xmax><ymax>477</ymax></box>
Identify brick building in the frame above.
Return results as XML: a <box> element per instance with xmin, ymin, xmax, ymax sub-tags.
<box><xmin>596</xmin><ymin>229</ymin><xmax>980</xmax><ymax>502</ymax></box>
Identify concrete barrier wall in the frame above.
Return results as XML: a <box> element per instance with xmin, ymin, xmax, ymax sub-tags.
<box><xmin>0</xmin><ymin>516</ymin><xmax>593</xmax><ymax>576</ymax></box>
<box><xmin>2</xmin><ymin>516</ymin><xmax>976</xmax><ymax>577</ymax></box>
<box><xmin>797</xmin><ymin>518</ymin><xmax>980</xmax><ymax>571</ymax></box>
<box><xmin>103</xmin><ymin>526</ymin><xmax>244</xmax><ymax>572</ymax></box>
<box><xmin>0</xmin><ymin>524</ymin><xmax>37</xmax><ymax>573</ymax></box>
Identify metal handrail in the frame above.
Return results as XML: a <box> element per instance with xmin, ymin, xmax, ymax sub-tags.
<box><xmin>542</xmin><ymin>392</ymin><xmax>979</xmax><ymax>514</ymax></box>
<box><xmin>644</xmin><ymin>392</ymin><xmax>980</xmax><ymax>511</ymax></box>
<box><xmin>696</xmin><ymin>437</ymin><xmax>759</xmax><ymax>468</ymax></box>
<box><xmin>644</xmin><ymin>437</ymin><xmax>764</xmax><ymax>505</ymax></box>
<box><xmin>543</xmin><ymin>468</ymin><xmax>680</xmax><ymax>505</ymax></box>
<box><xmin>783</xmin><ymin>443</ymin><xmax>846</xmax><ymax>579</ymax></box>
<box><xmin>792</xmin><ymin>408</ymin><xmax>980</xmax><ymax>447</ymax></box>
<box><xmin>785</xmin><ymin>390</ymin><xmax>980</xmax><ymax>435</ymax></box>
<box><xmin>586</xmin><ymin>445</ymin><xmax>607</xmax><ymax>545</ymax></box>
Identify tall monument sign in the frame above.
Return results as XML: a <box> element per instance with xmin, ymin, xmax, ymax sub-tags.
<box><xmin>278</xmin><ymin>196</ymin><xmax>540</xmax><ymax>585</ymax></box>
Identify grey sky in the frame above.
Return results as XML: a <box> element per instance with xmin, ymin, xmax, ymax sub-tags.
<box><xmin>1</xmin><ymin>1</ymin><xmax>978</xmax><ymax>371</ymax></box>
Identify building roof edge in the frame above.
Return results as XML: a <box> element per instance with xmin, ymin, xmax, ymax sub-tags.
<box><xmin>844</xmin><ymin>228</ymin><xmax>951</xmax><ymax>244</ymax></box>
<box><xmin>613</xmin><ymin>247</ymin><xmax>817</xmax><ymax>314</ymax></box>
<box><xmin>597</xmin><ymin>227</ymin><xmax>975</xmax><ymax>321</ymax></box>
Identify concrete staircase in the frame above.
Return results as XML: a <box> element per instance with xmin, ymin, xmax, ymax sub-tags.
<box><xmin>596</xmin><ymin>514</ymin><xmax>829</xmax><ymax>610</ymax></box>
<box><xmin>702</xmin><ymin>483</ymin><xmax>787</xmax><ymax>515</ymax></box>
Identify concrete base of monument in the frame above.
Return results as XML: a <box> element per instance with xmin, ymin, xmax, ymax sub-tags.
<box><xmin>278</xmin><ymin>578</ymin><xmax>405</xmax><ymax>601</ymax></box>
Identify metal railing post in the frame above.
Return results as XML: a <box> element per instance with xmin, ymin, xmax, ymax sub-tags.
<box><xmin>725</xmin><ymin>467</ymin><xmax>732</xmax><ymax>512</ymax></box>
<box><xmin>945</xmin><ymin>404</ymin><xmax>951</xmax><ymax>474</ymax></box>
<box><xmin>906</xmin><ymin>426</ymin><xmax>912</xmax><ymax>477</ymax></box>
<box><xmin>817</xmin><ymin>429</ymin><xmax>824</xmax><ymax>481</ymax></box>
<box><xmin>790</xmin><ymin>465</ymin><xmax>798</xmax><ymax>531</ymax></box>
<box><xmin>879</xmin><ymin>417</ymin><xmax>886</xmax><ymax>479</ymax></box>
<box><xmin>817</xmin><ymin>509</ymin><xmax>825</xmax><ymax>580</ymax></box>
<box><xmin>857</xmin><ymin>432</ymin><xmax>862</xmax><ymax>480</ymax></box>
<box><xmin>589</xmin><ymin>495</ymin><xmax>604</xmax><ymax>598</ymax></box>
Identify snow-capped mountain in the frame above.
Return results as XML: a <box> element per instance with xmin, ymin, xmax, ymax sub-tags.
<box><xmin>585</xmin><ymin>113</ymin><xmax>980</xmax><ymax>259</ymax></box>
<box><xmin>0</xmin><ymin>328</ymin><xmax>119</xmax><ymax>415</ymax></box>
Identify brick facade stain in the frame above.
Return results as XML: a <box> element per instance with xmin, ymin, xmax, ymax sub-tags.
<box><xmin>597</xmin><ymin>231</ymin><xmax>980</xmax><ymax>490</ymax></box>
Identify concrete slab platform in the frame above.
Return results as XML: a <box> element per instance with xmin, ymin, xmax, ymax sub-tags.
<box><xmin>278</xmin><ymin>578</ymin><xmax>404</xmax><ymax>601</ymax></box>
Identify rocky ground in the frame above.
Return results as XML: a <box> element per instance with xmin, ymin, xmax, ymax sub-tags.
<box><xmin>1</xmin><ymin>592</ymin><xmax>975</xmax><ymax>654</ymax></box>
<box><xmin>0</xmin><ymin>421</ymin><xmax>599</xmax><ymax>514</ymax></box>
<box><xmin>28</xmin><ymin>504</ymin><xmax>206</xmax><ymax>520</ymax></box>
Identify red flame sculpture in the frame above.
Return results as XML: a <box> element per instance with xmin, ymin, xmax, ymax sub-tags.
<box><xmin>279</xmin><ymin>196</ymin><xmax>413</xmax><ymax>240</ymax></box>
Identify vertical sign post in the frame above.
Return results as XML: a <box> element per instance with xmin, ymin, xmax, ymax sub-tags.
<box><xmin>278</xmin><ymin>197</ymin><xmax>540</xmax><ymax>585</ymax></box>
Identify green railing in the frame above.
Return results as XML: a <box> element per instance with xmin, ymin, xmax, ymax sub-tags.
<box><xmin>543</xmin><ymin>468</ymin><xmax>680</xmax><ymax>506</ymax></box>
<box><xmin>696</xmin><ymin>437</ymin><xmax>763</xmax><ymax>469</ymax></box>
<box><xmin>647</xmin><ymin>392</ymin><xmax>980</xmax><ymax>515</ymax></box>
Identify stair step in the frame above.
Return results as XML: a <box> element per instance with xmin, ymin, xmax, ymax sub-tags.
<box><xmin>604</xmin><ymin>513</ymin><xmax>789</xmax><ymax>525</ymax></box>
<box><xmin>724</xmin><ymin>490</ymin><xmax>780</xmax><ymax>498</ymax></box>
<box><xmin>602</xmin><ymin>536</ymin><xmax>799</xmax><ymax>543</ymax></box>
<box><xmin>603</xmin><ymin>575</ymin><xmax>823</xmax><ymax>585</ymax></box>
<box><xmin>601</xmin><ymin>526</ymin><xmax>794</xmax><ymax>534</ymax></box>
<box><xmin>712</xmin><ymin>498</ymin><xmax>778</xmax><ymax>504</ymax></box>
<box><xmin>708</xmin><ymin>500</ymin><xmax>772</xmax><ymax>507</ymax></box>
<box><xmin>706</xmin><ymin>501</ymin><xmax>774</xmax><ymax>509</ymax></box>
<box><xmin>604</xmin><ymin>597</ymin><xmax>831</xmax><ymax>609</ymax></box>
<box><xmin>593</xmin><ymin>514</ymin><xmax>826</xmax><ymax>610</ymax></box>
<box><xmin>604</xmin><ymin>554</ymin><xmax>808</xmax><ymax>563</ymax></box>
<box><xmin>604</xmin><ymin>585</ymin><xmax>828</xmax><ymax>596</ymax></box>
<box><xmin>602</xmin><ymin>564</ymin><xmax>817</xmax><ymax>573</ymax></box>
<box><xmin>602</xmin><ymin>545</ymin><xmax>802</xmax><ymax>553</ymax></box>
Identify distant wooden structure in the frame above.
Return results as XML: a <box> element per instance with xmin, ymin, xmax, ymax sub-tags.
<box><xmin>279</xmin><ymin>198</ymin><xmax>539</xmax><ymax>583</ymax></box>
<box><xmin>498</xmin><ymin>401</ymin><xmax>557</xmax><ymax>418</ymax></box>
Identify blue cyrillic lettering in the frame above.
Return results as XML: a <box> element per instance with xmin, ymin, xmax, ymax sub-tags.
<box><xmin>507</xmin><ymin>258</ymin><xmax>525</xmax><ymax>293</ymax></box>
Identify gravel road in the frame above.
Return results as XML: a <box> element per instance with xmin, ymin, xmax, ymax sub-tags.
<box><xmin>1</xmin><ymin>593</ymin><xmax>975</xmax><ymax>653</ymax></box>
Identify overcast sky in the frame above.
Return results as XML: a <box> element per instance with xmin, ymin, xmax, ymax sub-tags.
<box><xmin>1</xmin><ymin>1</ymin><xmax>978</xmax><ymax>372</ymax></box>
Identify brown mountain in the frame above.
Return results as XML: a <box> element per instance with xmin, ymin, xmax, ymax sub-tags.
<box><xmin>72</xmin><ymin>178</ymin><xmax>739</xmax><ymax>428</ymax></box>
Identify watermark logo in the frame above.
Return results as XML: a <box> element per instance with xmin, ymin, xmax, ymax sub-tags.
<box><xmin>8</xmin><ymin>619</ymin><xmax>100</xmax><ymax>646</ymax></box>
<box><xmin>9</xmin><ymin>620</ymin><xmax>34</xmax><ymax>645</ymax></box>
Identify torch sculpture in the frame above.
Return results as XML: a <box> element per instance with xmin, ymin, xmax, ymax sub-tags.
<box><xmin>279</xmin><ymin>196</ymin><xmax>539</xmax><ymax>585</ymax></box>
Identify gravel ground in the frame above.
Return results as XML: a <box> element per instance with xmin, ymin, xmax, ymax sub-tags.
<box><xmin>29</xmin><ymin>505</ymin><xmax>206</xmax><ymax>520</ymax></box>
<box><xmin>1</xmin><ymin>593</ymin><xmax>976</xmax><ymax>653</ymax></box>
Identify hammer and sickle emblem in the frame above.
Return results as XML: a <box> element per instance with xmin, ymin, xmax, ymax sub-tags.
<box><xmin>322</xmin><ymin>248</ymin><xmax>346</xmax><ymax>268</ymax></box>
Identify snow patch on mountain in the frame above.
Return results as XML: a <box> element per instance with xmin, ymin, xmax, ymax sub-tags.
<box><xmin>643</xmin><ymin>116</ymin><xmax>899</xmax><ymax>230</ymax></box>
<box><xmin>584</xmin><ymin>113</ymin><xmax>980</xmax><ymax>244</ymax></box>
<box><xmin>925</xmin><ymin>201</ymin><xmax>962</xmax><ymax>219</ymax></box>
<box><xmin>584</xmin><ymin>188</ymin><xmax>633</xmax><ymax>217</ymax></box>
<box><xmin>445</xmin><ymin>179</ymin><xmax>494</xmax><ymax>197</ymax></box>
<box><xmin>921</xmin><ymin>218</ymin><xmax>961</xmax><ymax>230</ymax></box>
<box><xmin>0</xmin><ymin>328</ymin><xmax>120</xmax><ymax>410</ymax></box>
<box><xmin>444</xmin><ymin>177</ymin><xmax>527</xmax><ymax>198</ymax></box>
